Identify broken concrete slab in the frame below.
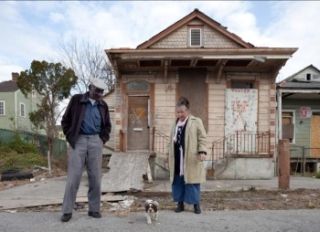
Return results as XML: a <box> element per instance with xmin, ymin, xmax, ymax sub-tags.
<box><xmin>101</xmin><ymin>152</ymin><xmax>150</xmax><ymax>193</ymax></box>
<box><xmin>0</xmin><ymin>176</ymin><xmax>124</xmax><ymax>210</ymax></box>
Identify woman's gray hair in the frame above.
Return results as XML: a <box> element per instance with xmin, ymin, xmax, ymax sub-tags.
<box><xmin>176</xmin><ymin>96</ymin><xmax>190</xmax><ymax>109</ymax></box>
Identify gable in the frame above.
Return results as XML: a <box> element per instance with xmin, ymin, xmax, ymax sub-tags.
<box><xmin>137</xmin><ymin>9</ymin><xmax>253</xmax><ymax>49</ymax></box>
<box><xmin>150</xmin><ymin>19</ymin><xmax>242</xmax><ymax>49</ymax></box>
<box><xmin>282</xmin><ymin>65</ymin><xmax>320</xmax><ymax>83</ymax></box>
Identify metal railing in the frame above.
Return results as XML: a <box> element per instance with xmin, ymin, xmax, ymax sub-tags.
<box><xmin>211</xmin><ymin>131</ymin><xmax>271</xmax><ymax>162</ymax></box>
<box><xmin>151</xmin><ymin>127</ymin><xmax>169</xmax><ymax>155</ymax></box>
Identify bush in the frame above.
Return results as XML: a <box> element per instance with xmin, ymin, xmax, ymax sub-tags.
<box><xmin>316</xmin><ymin>171</ymin><xmax>320</xmax><ymax>179</ymax></box>
<box><xmin>0</xmin><ymin>134</ymin><xmax>46</xmax><ymax>172</ymax></box>
<box><xmin>7</xmin><ymin>133</ymin><xmax>38</xmax><ymax>154</ymax></box>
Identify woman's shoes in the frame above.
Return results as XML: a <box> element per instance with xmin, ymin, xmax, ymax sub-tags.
<box><xmin>194</xmin><ymin>204</ymin><xmax>201</xmax><ymax>214</ymax></box>
<box><xmin>174</xmin><ymin>202</ymin><xmax>184</xmax><ymax>213</ymax></box>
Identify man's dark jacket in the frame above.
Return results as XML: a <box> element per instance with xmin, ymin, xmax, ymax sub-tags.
<box><xmin>61</xmin><ymin>92</ymin><xmax>112</xmax><ymax>148</ymax></box>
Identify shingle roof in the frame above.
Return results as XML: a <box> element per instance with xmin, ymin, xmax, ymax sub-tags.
<box><xmin>0</xmin><ymin>80</ymin><xmax>18</xmax><ymax>92</ymax></box>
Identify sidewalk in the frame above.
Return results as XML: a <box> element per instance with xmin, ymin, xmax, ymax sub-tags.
<box><xmin>145</xmin><ymin>176</ymin><xmax>320</xmax><ymax>192</ymax></box>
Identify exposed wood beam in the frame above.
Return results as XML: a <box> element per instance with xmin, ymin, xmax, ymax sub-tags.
<box><xmin>164</xmin><ymin>60</ymin><xmax>168</xmax><ymax>83</ymax></box>
<box><xmin>282</xmin><ymin>93</ymin><xmax>295</xmax><ymax>99</ymax></box>
<box><xmin>191</xmin><ymin>58</ymin><xmax>198</xmax><ymax>67</ymax></box>
<box><xmin>216</xmin><ymin>60</ymin><xmax>227</xmax><ymax>83</ymax></box>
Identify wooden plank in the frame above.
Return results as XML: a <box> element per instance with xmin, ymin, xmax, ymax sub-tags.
<box><xmin>101</xmin><ymin>152</ymin><xmax>150</xmax><ymax>192</ymax></box>
<box><xmin>311</xmin><ymin>115</ymin><xmax>320</xmax><ymax>157</ymax></box>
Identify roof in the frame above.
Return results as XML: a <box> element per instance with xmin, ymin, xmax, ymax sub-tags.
<box><xmin>280</xmin><ymin>64</ymin><xmax>320</xmax><ymax>83</ymax></box>
<box><xmin>0</xmin><ymin>80</ymin><xmax>18</xmax><ymax>92</ymax></box>
<box><xmin>137</xmin><ymin>9</ymin><xmax>254</xmax><ymax>49</ymax></box>
<box><xmin>278</xmin><ymin>81</ymin><xmax>320</xmax><ymax>89</ymax></box>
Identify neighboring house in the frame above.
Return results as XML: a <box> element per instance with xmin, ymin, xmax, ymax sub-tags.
<box><xmin>277</xmin><ymin>65</ymin><xmax>320</xmax><ymax>174</ymax></box>
<box><xmin>0</xmin><ymin>73</ymin><xmax>42</xmax><ymax>134</ymax></box>
<box><xmin>105</xmin><ymin>9</ymin><xmax>297</xmax><ymax>179</ymax></box>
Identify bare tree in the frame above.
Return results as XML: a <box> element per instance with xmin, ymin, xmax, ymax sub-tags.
<box><xmin>60</xmin><ymin>38</ymin><xmax>115</xmax><ymax>94</ymax></box>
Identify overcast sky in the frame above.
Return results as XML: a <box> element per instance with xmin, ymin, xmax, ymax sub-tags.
<box><xmin>1</xmin><ymin>1</ymin><xmax>320</xmax><ymax>83</ymax></box>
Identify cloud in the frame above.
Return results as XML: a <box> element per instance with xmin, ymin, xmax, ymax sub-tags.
<box><xmin>0</xmin><ymin>59</ymin><xmax>24</xmax><ymax>82</ymax></box>
<box><xmin>0</xmin><ymin>1</ymin><xmax>319</xmax><ymax>84</ymax></box>
<box><xmin>260</xmin><ymin>1</ymin><xmax>320</xmax><ymax>81</ymax></box>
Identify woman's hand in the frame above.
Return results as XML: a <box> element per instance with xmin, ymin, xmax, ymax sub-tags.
<box><xmin>197</xmin><ymin>153</ymin><xmax>206</xmax><ymax>161</ymax></box>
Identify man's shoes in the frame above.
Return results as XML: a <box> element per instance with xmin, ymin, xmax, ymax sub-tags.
<box><xmin>174</xmin><ymin>202</ymin><xmax>184</xmax><ymax>213</ymax></box>
<box><xmin>88</xmin><ymin>211</ymin><xmax>102</xmax><ymax>218</ymax></box>
<box><xmin>61</xmin><ymin>213</ymin><xmax>72</xmax><ymax>222</ymax></box>
<box><xmin>194</xmin><ymin>204</ymin><xmax>201</xmax><ymax>214</ymax></box>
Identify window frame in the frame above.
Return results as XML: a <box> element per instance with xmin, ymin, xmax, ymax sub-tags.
<box><xmin>0</xmin><ymin>100</ymin><xmax>5</xmax><ymax>116</ymax></box>
<box><xmin>189</xmin><ymin>28</ymin><xmax>202</xmax><ymax>47</ymax></box>
<box><xmin>282</xmin><ymin>110</ymin><xmax>296</xmax><ymax>144</ymax></box>
<box><xmin>20</xmin><ymin>102</ymin><xmax>26</xmax><ymax>117</ymax></box>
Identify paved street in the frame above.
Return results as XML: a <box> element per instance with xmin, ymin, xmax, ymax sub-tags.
<box><xmin>1</xmin><ymin>209</ymin><xmax>320</xmax><ymax>232</ymax></box>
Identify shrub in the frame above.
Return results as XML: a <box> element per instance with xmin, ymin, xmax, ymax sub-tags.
<box><xmin>0</xmin><ymin>134</ymin><xmax>45</xmax><ymax>172</ymax></box>
<box><xmin>316</xmin><ymin>171</ymin><xmax>320</xmax><ymax>179</ymax></box>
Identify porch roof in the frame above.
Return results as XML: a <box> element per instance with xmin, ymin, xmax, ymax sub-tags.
<box><xmin>106</xmin><ymin>47</ymin><xmax>297</xmax><ymax>76</ymax></box>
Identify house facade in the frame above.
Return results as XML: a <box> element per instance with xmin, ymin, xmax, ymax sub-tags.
<box><xmin>277</xmin><ymin>65</ymin><xmax>320</xmax><ymax>174</ymax></box>
<box><xmin>0</xmin><ymin>73</ymin><xmax>41</xmax><ymax>134</ymax></box>
<box><xmin>105</xmin><ymin>9</ymin><xmax>297</xmax><ymax>179</ymax></box>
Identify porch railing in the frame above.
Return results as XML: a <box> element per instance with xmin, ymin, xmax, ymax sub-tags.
<box><xmin>151</xmin><ymin>127</ymin><xmax>169</xmax><ymax>155</ymax></box>
<box><xmin>211</xmin><ymin>131</ymin><xmax>271</xmax><ymax>161</ymax></box>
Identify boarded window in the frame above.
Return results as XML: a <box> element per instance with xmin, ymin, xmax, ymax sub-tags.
<box><xmin>190</xmin><ymin>28</ymin><xmax>201</xmax><ymax>47</ymax></box>
<box><xmin>126</xmin><ymin>81</ymin><xmax>150</xmax><ymax>93</ymax></box>
<box><xmin>282</xmin><ymin>111</ymin><xmax>294</xmax><ymax>143</ymax></box>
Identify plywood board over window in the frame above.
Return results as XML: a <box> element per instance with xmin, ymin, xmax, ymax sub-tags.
<box><xmin>311</xmin><ymin>112</ymin><xmax>320</xmax><ymax>157</ymax></box>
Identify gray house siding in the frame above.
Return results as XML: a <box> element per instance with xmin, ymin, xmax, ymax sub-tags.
<box><xmin>283</xmin><ymin>99</ymin><xmax>320</xmax><ymax>158</ymax></box>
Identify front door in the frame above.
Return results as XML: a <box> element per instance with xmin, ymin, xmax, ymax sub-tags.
<box><xmin>127</xmin><ymin>96</ymin><xmax>149</xmax><ymax>150</ymax></box>
<box><xmin>178</xmin><ymin>68</ymin><xmax>208</xmax><ymax>129</ymax></box>
<box><xmin>311</xmin><ymin>114</ymin><xmax>320</xmax><ymax>157</ymax></box>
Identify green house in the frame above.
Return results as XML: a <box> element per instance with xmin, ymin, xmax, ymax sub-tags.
<box><xmin>0</xmin><ymin>73</ymin><xmax>42</xmax><ymax>134</ymax></box>
<box><xmin>277</xmin><ymin>65</ymin><xmax>320</xmax><ymax>174</ymax></box>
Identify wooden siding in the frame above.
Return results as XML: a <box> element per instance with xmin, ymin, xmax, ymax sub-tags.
<box><xmin>150</xmin><ymin>19</ymin><xmax>240</xmax><ymax>49</ymax></box>
<box><xmin>283</xmin><ymin>99</ymin><xmax>320</xmax><ymax>158</ymax></box>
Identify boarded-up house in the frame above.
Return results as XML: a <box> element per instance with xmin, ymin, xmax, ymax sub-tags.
<box><xmin>277</xmin><ymin>65</ymin><xmax>320</xmax><ymax>174</ymax></box>
<box><xmin>105</xmin><ymin>9</ymin><xmax>297</xmax><ymax>179</ymax></box>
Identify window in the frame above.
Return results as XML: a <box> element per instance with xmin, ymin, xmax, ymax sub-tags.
<box><xmin>306</xmin><ymin>73</ymin><xmax>311</xmax><ymax>81</ymax></box>
<box><xmin>282</xmin><ymin>111</ymin><xmax>295</xmax><ymax>143</ymax></box>
<box><xmin>0</xmin><ymin>101</ymin><xmax>5</xmax><ymax>116</ymax></box>
<box><xmin>231</xmin><ymin>80</ymin><xmax>254</xmax><ymax>89</ymax></box>
<box><xmin>189</xmin><ymin>28</ymin><xmax>202</xmax><ymax>47</ymax></box>
<box><xmin>20</xmin><ymin>103</ymin><xmax>25</xmax><ymax>117</ymax></box>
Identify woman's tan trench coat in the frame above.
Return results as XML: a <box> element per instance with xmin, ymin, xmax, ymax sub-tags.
<box><xmin>168</xmin><ymin>115</ymin><xmax>208</xmax><ymax>184</ymax></box>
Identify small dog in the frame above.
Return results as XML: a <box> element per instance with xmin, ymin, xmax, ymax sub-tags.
<box><xmin>145</xmin><ymin>199</ymin><xmax>159</xmax><ymax>224</ymax></box>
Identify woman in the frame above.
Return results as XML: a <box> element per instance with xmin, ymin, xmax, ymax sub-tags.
<box><xmin>168</xmin><ymin>97</ymin><xmax>207</xmax><ymax>214</ymax></box>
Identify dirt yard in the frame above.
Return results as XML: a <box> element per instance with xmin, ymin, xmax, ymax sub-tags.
<box><xmin>4</xmin><ymin>188</ymin><xmax>319</xmax><ymax>214</ymax></box>
<box><xmin>129</xmin><ymin>188</ymin><xmax>320</xmax><ymax>212</ymax></box>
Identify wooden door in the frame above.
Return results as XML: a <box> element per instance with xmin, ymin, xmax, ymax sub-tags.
<box><xmin>127</xmin><ymin>96</ymin><xmax>149</xmax><ymax>150</ymax></box>
<box><xmin>178</xmin><ymin>68</ymin><xmax>208</xmax><ymax>129</ymax></box>
<box><xmin>311</xmin><ymin>114</ymin><xmax>320</xmax><ymax>157</ymax></box>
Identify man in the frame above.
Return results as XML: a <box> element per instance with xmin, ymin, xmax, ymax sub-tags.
<box><xmin>60</xmin><ymin>78</ymin><xmax>111</xmax><ymax>222</ymax></box>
